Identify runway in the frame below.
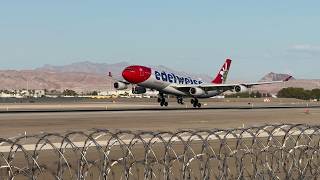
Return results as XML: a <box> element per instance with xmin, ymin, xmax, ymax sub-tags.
<box><xmin>0</xmin><ymin>101</ymin><xmax>319</xmax><ymax>113</ymax></box>
<box><xmin>0</xmin><ymin>103</ymin><xmax>319</xmax><ymax>138</ymax></box>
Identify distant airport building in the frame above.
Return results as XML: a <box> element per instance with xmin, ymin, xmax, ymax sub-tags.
<box><xmin>99</xmin><ymin>90</ymin><xmax>133</xmax><ymax>97</ymax></box>
<box><xmin>99</xmin><ymin>89</ymin><xmax>158</xmax><ymax>98</ymax></box>
<box><xmin>20</xmin><ymin>90</ymin><xmax>30</xmax><ymax>97</ymax></box>
<box><xmin>143</xmin><ymin>90</ymin><xmax>158</xmax><ymax>98</ymax></box>
<box><xmin>0</xmin><ymin>92</ymin><xmax>13</xmax><ymax>98</ymax></box>
<box><xmin>0</xmin><ymin>91</ymin><xmax>23</xmax><ymax>98</ymax></box>
<box><xmin>211</xmin><ymin>95</ymin><xmax>225</xmax><ymax>99</ymax></box>
<box><xmin>45</xmin><ymin>90</ymin><xmax>63</xmax><ymax>98</ymax></box>
<box><xmin>34</xmin><ymin>90</ymin><xmax>46</xmax><ymax>98</ymax></box>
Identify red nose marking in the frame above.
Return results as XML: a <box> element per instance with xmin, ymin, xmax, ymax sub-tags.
<box><xmin>122</xmin><ymin>65</ymin><xmax>151</xmax><ymax>84</ymax></box>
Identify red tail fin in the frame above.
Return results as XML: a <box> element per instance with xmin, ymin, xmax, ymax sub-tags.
<box><xmin>211</xmin><ymin>59</ymin><xmax>232</xmax><ymax>84</ymax></box>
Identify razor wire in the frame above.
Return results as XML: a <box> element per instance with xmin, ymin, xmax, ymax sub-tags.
<box><xmin>0</xmin><ymin>124</ymin><xmax>320</xmax><ymax>179</ymax></box>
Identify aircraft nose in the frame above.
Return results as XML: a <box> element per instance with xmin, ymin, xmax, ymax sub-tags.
<box><xmin>122</xmin><ymin>66</ymin><xmax>151</xmax><ymax>84</ymax></box>
<box><xmin>122</xmin><ymin>67</ymin><xmax>136</xmax><ymax>82</ymax></box>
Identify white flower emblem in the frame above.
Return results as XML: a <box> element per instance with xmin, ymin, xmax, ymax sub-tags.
<box><xmin>220</xmin><ymin>63</ymin><xmax>229</xmax><ymax>82</ymax></box>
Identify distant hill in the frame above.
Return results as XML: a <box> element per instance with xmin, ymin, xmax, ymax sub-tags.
<box><xmin>252</xmin><ymin>72</ymin><xmax>319</xmax><ymax>94</ymax></box>
<box><xmin>253</xmin><ymin>79</ymin><xmax>320</xmax><ymax>94</ymax></box>
<box><xmin>1</xmin><ymin>62</ymin><xmax>319</xmax><ymax>93</ymax></box>
<box><xmin>0</xmin><ymin>61</ymin><xmax>211</xmax><ymax>92</ymax></box>
<box><xmin>37</xmin><ymin>61</ymin><xmax>130</xmax><ymax>75</ymax></box>
<box><xmin>0</xmin><ymin>70</ymin><xmax>113</xmax><ymax>92</ymax></box>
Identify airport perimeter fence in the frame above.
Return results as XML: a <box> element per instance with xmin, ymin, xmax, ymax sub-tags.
<box><xmin>1</xmin><ymin>124</ymin><xmax>320</xmax><ymax>179</ymax></box>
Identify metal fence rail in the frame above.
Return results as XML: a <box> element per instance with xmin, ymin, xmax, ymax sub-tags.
<box><xmin>1</xmin><ymin>124</ymin><xmax>320</xmax><ymax>179</ymax></box>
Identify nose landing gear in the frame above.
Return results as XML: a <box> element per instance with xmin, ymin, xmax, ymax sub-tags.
<box><xmin>191</xmin><ymin>98</ymin><xmax>201</xmax><ymax>108</ymax></box>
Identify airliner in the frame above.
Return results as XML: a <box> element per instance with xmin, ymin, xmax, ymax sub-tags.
<box><xmin>111</xmin><ymin>59</ymin><xmax>291</xmax><ymax>107</ymax></box>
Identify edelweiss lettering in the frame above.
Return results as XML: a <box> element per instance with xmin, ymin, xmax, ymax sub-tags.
<box><xmin>155</xmin><ymin>71</ymin><xmax>203</xmax><ymax>85</ymax></box>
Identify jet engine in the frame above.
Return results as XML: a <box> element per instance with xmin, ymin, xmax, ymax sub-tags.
<box><xmin>189</xmin><ymin>87</ymin><xmax>206</xmax><ymax>96</ymax></box>
<box><xmin>114</xmin><ymin>82</ymin><xmax>128</xmax><ymax>90</ymax></box>
<box><xmin>234</xmin><ymin>85</ymin><xmax>248</xmax><ymax>93</ymax></box>
<box><xmin>132</xmin><ymin>86</ymin><xmax>147</xmax><ymax>94</ymax></box>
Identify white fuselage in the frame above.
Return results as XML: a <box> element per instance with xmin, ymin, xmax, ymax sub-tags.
<box><xmin>137</xmin><ymin>69</ymin><xmax>223</xmax><ymax>98</ymax></box>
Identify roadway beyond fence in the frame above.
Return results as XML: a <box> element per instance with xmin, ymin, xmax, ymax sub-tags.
<box><xmin>1</xmin><ymin>124</ymin><xmax>320</xmax><ymax>179</ymax></box>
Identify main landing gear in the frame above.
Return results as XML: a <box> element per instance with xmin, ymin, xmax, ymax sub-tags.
<box><xmin>191</xmin><ymin>98</ymin><xmax>201</xmax><ymax>108</ymax></box>
<box><xmin>158</xmin><ymin>93</ymin><xmax>168</xmax><ymax>107</ymax></box>
<box><xmin>177</xmin><ymin>96</ymin><xmax>184</xmax><ymax>105</ymax></box>
<box><xmin>158</xmin><ymin>94</ymin><xmax>201</xmax><ymax>108</ymax></box>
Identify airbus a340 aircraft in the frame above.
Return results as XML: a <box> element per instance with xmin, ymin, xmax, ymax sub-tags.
<box><xmin>111</xmin><ymin>59</ymin><xmax>291</xmax><ymax>108</ymax></box>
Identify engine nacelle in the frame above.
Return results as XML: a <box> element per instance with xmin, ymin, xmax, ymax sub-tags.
<box><xmin>113</xmin><ymin>82</ymin><xmax>128</xmax><ymax>90</ymax></box>
<box><xmin>132</xmin><ymin>86</ymin><xmax>147</xmax><ymax>94</ymax></box>
<box><xmin>189</xmin><ymin>87</ymin><xmax>206</xmax><ymax>96</ymax></box>
<box><xmin>234</xmin><ymin>85</ymin><xmax>248</xmax><ymax>93</ymax></box>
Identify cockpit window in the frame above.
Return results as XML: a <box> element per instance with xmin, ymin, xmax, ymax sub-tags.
<box><xmin>125</xmin><ymin>67</ymin><xmax>135</xmax><ymax>72</ymax></box>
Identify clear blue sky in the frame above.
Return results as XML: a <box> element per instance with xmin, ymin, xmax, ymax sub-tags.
<box><xmin>0</xmin><ymin>1</ymin><xmax>319</xmax><ymax>80</ymax></box>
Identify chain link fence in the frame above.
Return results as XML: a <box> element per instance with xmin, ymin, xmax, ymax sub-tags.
<box><xmin>1</xmin><ymin>124</ymin><xmax>320</xmax><ymax>179</ymax></box>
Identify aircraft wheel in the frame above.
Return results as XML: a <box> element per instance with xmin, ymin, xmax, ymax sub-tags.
<box><xmin>177</xmin><ymin>98</ymin><xmax>183</xmax><ymax>104</ymax></box>
<box><xmin>197</xmin><ymin>103</ymin><xmax>201</xmax><ymax>108</ymax></box>
<box><xmin>164</xmin><ymin>102</ymin><xmax>168</xmax><ymax>106</ymax></box>
<box><xmin>193</xmin><ymin>103</ymin><xmax>197</xmax><ymax>108</ymax></box>
<box><xmin>160</xmin><ymin>102</ymin><xmax>164</xmax><ymax>106</ymax></box>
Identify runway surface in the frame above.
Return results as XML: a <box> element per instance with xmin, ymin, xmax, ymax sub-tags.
<box><xmin>0</xmin><ymin>103</ymin><xmax>319</xmax><ymax>138</ymax></box>
<box><xmin>0</xmin><ymin>101</ymin><xmax>319</xmax><ymax>113</ymax></box>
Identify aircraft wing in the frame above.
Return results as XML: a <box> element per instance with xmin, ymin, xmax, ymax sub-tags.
<box><xmin>172</xmin><ymin>76</ymin><xmax>292</xmax><ymax>92</ymax></box>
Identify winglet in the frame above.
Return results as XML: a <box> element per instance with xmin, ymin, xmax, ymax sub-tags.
<box><xmin>283</xmin><ymin>75</ymin><xmax>292</xmax><ymax>82</ymax></box>
<box><xmin>108</xmin><ymin>72</ymin><xmax>113</xmax><ymax>78</ymax></box>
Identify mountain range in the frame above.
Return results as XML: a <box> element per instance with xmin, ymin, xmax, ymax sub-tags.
<box><xmin>0</xmin><ymin>62</ymin><xmax>211</xmax><ymax>92</ymax></box>
<box><xmin>37</xmin><ymin>61</ymin><xmax>130</xmax><ymax>75</ymax></box>
<box><xmin>0</xmin><ymin>61</ymin><xmax>318</xmax><ymax>93</ymax></box>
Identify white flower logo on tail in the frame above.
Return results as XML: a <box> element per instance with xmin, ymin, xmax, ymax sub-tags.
<box><xmin>220</xmin><ymin>63</ymin><xmax>229</xmax><ymax>83</ymax></box>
